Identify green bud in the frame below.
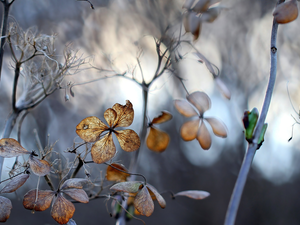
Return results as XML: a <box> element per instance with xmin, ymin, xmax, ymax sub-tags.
<box><xmin>245</xmin><ymin>108</ymin><xmax>259</xmax><ymax>140</ymax></box>
<box><xmin>258</xmin><ymin>123</ymin><xmax>268</xmax><ymax>145</ymax></box>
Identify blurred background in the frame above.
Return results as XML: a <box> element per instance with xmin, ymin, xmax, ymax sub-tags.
<box><xmin>1</xmin><ymin>0</ymin><xmax>300</xmax><ymax>224</ymax></box>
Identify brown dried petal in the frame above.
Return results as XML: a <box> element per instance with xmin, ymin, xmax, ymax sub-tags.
<box><xmin>114</xmin><ymin>129</ymin><xmax>140</xmax><ymax>152</ymax></box>
<box><xmin>196</xmin><ymin>121</ymin><xmax>211</xmax><ymax>150</ymax></box>
<box><xmin>0</xmin><ymin>138</ymin><xmax>30</xmax><ymax>158</ymax></box>
<box><xmin>205</xmin><ymin>117</ymin><xmax>227</xmax><ymax>138</ymax></box>
<box><xmin>106</xmin><ymin>163</ymin><xmax>130</xmax><ymax>182</ymax></box>
<box><xmin>134</xmin><ymin>186</ymin><xmax>154</xmax><ymax>217</ymax></box>
<box><xmin>187</xmin><ymin>91</ymin><xmax>211</xmax><ymax>115</ymax></box>
<box><xmin>180</xmin><ymin>118</ymin><xmax>200</xmax><ymax>141</ymax></box>
<box><xmin>104</xmin><ymin>108</ymin><xmax>117</xmax><ymax>127</ymax></box>
<box><xmin>0</xmin><ymin>174</ymin><xmax>29</xmax><ymax>193</ymax></box>
<box><xmin>29</xmin><ymin>155</ymin><xmax>51</xmax><ymax>176</ymax></box>
<box><xmin>63</xmin><ymin>189</ymin><xmax>89</xmax><ymax>203</ymax></box>
<box><xmin>193</xmin><ymin>0</ymin><xmax>211</xmax><ymax>13</ymax></box>
<box><xmin>23</xmin><ymin>189</ymin><xmax>55</xmax><ymax>211</ymax></box>
<box><xmin>146</xmin><ymin>184</ymin><xmax>166</xmax><ymax>209</ymax></box>
<box><xmin>110</xmin><ymin>181</ymin><xmax>142</xmax><ymax>193</ymax></box>
<box><xmin>91</xmin><ymin>133</ymin><xmax>116</xmax><ymax>164</ymax></box>
<box><xmin>112</xmin><ymin>100</ymin><xmax>134</xmax><ymax>128</ymax></box>
<box><xmin>51</xmin><ymin>194</ymin><xmax>75</xmax><ymax>225</ymax></box>
<box><xmin>174</xmin><ymin>99</ymin><xmax>198</xmax><ymax>117</ymax></box>
<box><xmin>61</xmin><ymin>178</ymin><xmax>90</xmax><ymax>190</ymax></box>
<box><xmin>174</xmin><ymin>190</ymin><xmax>210</xmax><ymax>200</ymax></box>
<box><xmin>146</xmin><ymin>127</ymin><xmax>170</xmax><ymax>152</ymax></box>
<box><xmin>273</xmin><ymin>0</ymin><xmax>298</xmax><ymax>24</ymax></box>
<box><xmin>76</xmin><ymin>116</ymin><xmax>108</xmax><ymax>142</ymax></box>
<box><xmin>0</xmin><ymin>196</ymin><xmax>12</xmax><ymax>222</ymax></box>
<box><xmin>151</xmin><ymin>111</ymin><xmax>173</xmax><ymax>124</ymax></box>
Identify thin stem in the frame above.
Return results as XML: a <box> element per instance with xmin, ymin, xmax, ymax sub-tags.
<box><xmin>224</xmin><ymin>6</ymin><xmax>280</xmax><ymax>225</ymax></box>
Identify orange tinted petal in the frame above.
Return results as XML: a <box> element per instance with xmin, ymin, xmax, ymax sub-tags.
<box><xmin>196</xmin><ymin>121</ymin><xmax>211</xmax><ymax>150</ymax></box>
<box><xmin>134</xmin><ymin>186</ymin><xmax>154</xmax><ymax>217</ymax></box>
<box><xmin>106</xmin><ymin>163</ymin><xmax>130</xmax><ymax>182</ymax></box>
<box><xmin>151</xmin><ymin>111</ymin><xmax>172</xmax><ymax>124</ymax></box>
<box><xmin>180</xmin><ymin>118</ymin><xmax>200</xmax><ymax>141</ymax></box>
<box><xmin>146</xmin><ymin>127</ymin><xmax>170</xmax><ymax>152</ymax></box>
<box><xmin>205</xmin><ymin>117</ymin><xmax>227</xmax><ymax>138</ymax></box>
<box><xmin>91</xmin><ymin>133</ymin><xmax>116</xmax><ymax>164</ymax></box>
<box><xmin>174</xmin><ymin>99</ymin><xmax>198</xmax><ymax>117</ymax></box>
<box><xmin>23</xmin><ymin>189</ymin><xmax>55</xmax><ymax>211</ymax></box>
<box><xmin>51</xmin><ymin>194</ymin><xmax>75</xmax><ymax>225</ymax></box>
<box><xmin>114</xmin><ymin>129</ymin><xmax>140</xmax><ymax>152</ymax></box>
<box><xmin>187</xmin><ymin>91</ymin><xmax>211</xmax><ymax>115</ymax></box>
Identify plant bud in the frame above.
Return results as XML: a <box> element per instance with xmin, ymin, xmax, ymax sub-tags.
<box><xmin>273</xmin><ymin>0</ymin><xmax>298</xmax><ymax>24</ymax></box>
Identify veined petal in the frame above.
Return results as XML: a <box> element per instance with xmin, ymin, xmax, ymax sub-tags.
<box><xmin>91</xmin><ymin>133</ymin><xmax>116</xmax><ymax>164</ymax></box>
<box><xmin>205</xmin><ymin>117</ymin><xmax>227</xmax><ymax>138</ymax></box>
<box><xmin>114</xmin><ymin>129</ymin><xmax>140</xmax><ymax>152</ymax></box>
<box><xmin>196</xmin><ymin>120</ymin><xmax>211</xmax><ymax>150</ymax></box>
<box><xmin>174</xmin><ymin>99</ymin><xmax>198</xmax><ymax>117</ymax></box>
<box><xmin>51</xmin><ymin>194</ymin><xmax>75</xmax><ymax>225</ymax></box>
<box><xmin>112</xmin><ymin>100</ymin><xmax>134</xmax><ymax>128</ymax></box>
<box><xmin>146</xmin><ymin>127</ymin><xmax>170</xmax><ymax>152</ymax></box>
<box><xmin>104</xmin><ymin>108</ymin><xmax>117</xmax><ymax>127</ymax></box>
<box><xmin>187</xmin><ymin>91</ymin><xmax>211</xmax><ymax>115</ymax></box>
<box><xmin>180</xmin><ymin>118</ymin><xmax>200</xmax><ymax>141</ymax></box>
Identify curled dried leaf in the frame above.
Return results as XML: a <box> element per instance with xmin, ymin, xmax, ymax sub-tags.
<box><xmin>29</xmin><ymin>155</ymin><xmax>51</xmax><ymax>176</ymax></box>
<box><xmin>63</xmin><ymin>189</ymin><xmax>89</xmax><ymax>203</ymax></box>
<box><xmin>110</xmin><ymin>181</ymin><xmax>142</xmax><ymax>193</ymax></box>
<box><xmin>174</xmin><ymin>190</ymin><xmax>210</xmax><ymax>200</ymax></box>
<box><xmin>106</xmin><ymin>163</ymin><xmax>130</xmax><ymax>182</ymax></box>
<box><xmin>61</xmin><ymin>178</ymin><xmax>90</xmax><ymax>190</ymax></box>
<box><xmin>134</xmin><ymin>186</ymin><xmax>154</xmax><ymax>217</ymax></box>
<box><xmin>0</xmin><ymin>138</ymin><xmax>30</xmax><ymax>158</ymax></box>
<box><xmin>146</xmin><ymin>127</ymin><xmax>170</xmax><ymax>152</ymax></box>
<box><xmin>91</xmin><ymin>133</ymin><xmax>116</xmax><ymax>164</ymax></box>
<box><xmin>152</xmin><ymin>111</ymin><xmax>173</xmax><ymax>124</ymax></box>
<box><xmin>0</xmin><ymin>174</ymin><xmax>29</xmax><ymax>193</ymax></box>
<box><xmin>0</xmin><ymin>196</ymin><xmax>12</xmax><ymax>222</ymax></box>
<box><xmin>114</xmin><ymin>129</ymin><xmax>140</xmax><ymax>152</ymax></box>
<box><xmin>23</xmin><ymin>189</ymin><xmax>55</xmax><ymax>211</ymax></box>
<box><xmin>51</xmin><ymin>194</ymin><xmax>75</xmax><ymax>225</ymax></box>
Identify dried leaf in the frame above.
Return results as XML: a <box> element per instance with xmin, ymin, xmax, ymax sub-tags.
<box><xmin>146</xmin><ymin>127</ymin><xmax>170</xmax><ymax>152</ymax></box>
<box><xmin>205</xmin><ymin>117</ymin><xmax>227</xmax><ymax>138</ymax></box>
<box><xmin>23</xmin><ymin>189</ymin><xmax>55</xmax><ymax>211</ymax></box>
<box><xmin>76</xmin><ymin>116</ymin><xmax>108</xmax><ymax>142</ymax></box>
<box><xmin>0</xmin><ymin>196</ymin><xmax>12</xmax><ymax>222</ymax></box>
<box><xmin>174</xmin><ymin>99</ymin><xmax>198</xmax><ymax>117</ymax></box>
<box><xmin>196</xmin><ymin>121</ymin><xmax>211</xmax><ymax>150</ymax></box>
<box><xmin>0</xmin><ymin>174</ymin><xmax>29</xmax><ymax>193</ymax></box>
<box><xmin>51</xmin><ymin>194</ymin><xmax>75</xmax><ymax>225</ymax></box>
<box><xmin>106</xmin><ymin>163</ymin><xmax>130</xmax><ymax>182</ymax></box>
<box><xmin>273</xmin><ymin>0</ymin><xmax>298</xmax><ymax>24</ymax></box>
<box><xmin>110</xmin><ymin>181</ymin><xmax>142</xmax><ymax>193</ymax></box>
<box><xmin>0</xmin><ymin>138</ymin><xmax>30</xmax><ymax>158</ymax></box>
<box><xmin>174</xmin><ymin>190</ymin><xmax>210</xmax><ymax>200</ymax></box>
<box><xmin>114</xmin><ymin>129</ymin><xmax>140</xmax><ymax>152</ymax></box>
<box><xmin>104</xmin><ymin>108</ymin><xmax>117</xmax><ymax>127</ymax></box>
<box><xmin>61</xmin><ymin>178</ymin><xmax>90</xmax><ymax>190</ymax></box>
<box><xmin>151</xmin><ymin>111</ymin><xmax>172</xmax><ymax>124</ymax></box>
<box><xmin>146</xmin><ymin>184</ymin><xmax>166</xmax><ymax>209</ymax></box>
<box><xmin>187</xmin><ymin>92</ymin><xmax>211</xmax><ymax>115</ymax></box>
<box><xmin>112</xmin><ymin>100</ymin><xmax>134</xmax><ymax>128</ymax></box>
<box><xmin>134</xmin><ymin>186</ymin><xmax>154</xmax><ymax>217</ymax></box>
<box><xmin>91</xmin><ymin>133</ymin><xmax>116</xmax><ymax>164</ymax></box>
<box><xmin>28</xmin><ymin>155</ymin><xmax>51</xmax><ymax>176</ymax></box>
<box><xmin>180</xmin><ymin>118</ymin><xmax>200</xmax><ymax>141</ymax></box>
<box><xmin>63</xmin><ymin>189</ymin><xmax>89</xmax><ymax>203</ymax></box>
<box><xmin>193</xmin><ymin>0</ymin><xmax>211</xmax><ymax>13</ymax></box>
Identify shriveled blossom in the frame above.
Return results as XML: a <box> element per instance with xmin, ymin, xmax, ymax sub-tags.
<box><xmin>174</xmin><ymin>91</ymin><xmax>227</xmax><ymax>149</ymax></box>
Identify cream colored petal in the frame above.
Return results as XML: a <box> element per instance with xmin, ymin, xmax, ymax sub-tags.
<box><xmin>91</xmin><ymin>133</ymin><xmax>116</xmax><ymax>164</ymax></box>
<box><xmin>205</xmin><ymin>117</ymin><xmax>227</xmax><ymax>138</ymax></box>
<box><xmin>196</xmin><ymin>120</ymin><xmax>211</xmax><ymax>150</ymax></box>
<box><xmin>180</xmin><ymin>118</ymin><xmax>200</xmax><ymax>141</ymax></box>
<box><xmin>174</xmin><ymin>99</ymin><xmax>198</xmax><ymax>117</ymax></box>
<box><xmin>187</xmin><ymin>91</ymin><xmax>211</xmax><ymax>115</ymax></box>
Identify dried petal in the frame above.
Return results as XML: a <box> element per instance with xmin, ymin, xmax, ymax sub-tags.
<box><xmin>151</xmin><ymin>111</ymin><xmax>172</xmax><ymax>124</ymax></box>
<box><xmin>193</xmin><ymin>0</ymin><xmax>211</xmax><ymax>13</ymax></box>
<box><xmin>174</xmin><ymin>190</ymin><xmax>210</xmax><ymax>200</ymax></box>
<box><xmin>110</xmin><ymin>181</ymin><xmax>142</xmax><ymax>193</ymax></box>
<box><xmin>106</xmin><ymin>163</ymin><xmax>130</xmax><ymax>182</ymax></box>
<box><xmin>134</xmin><ymin>186</ymin><xmax>154</xmax><ymax>217</ymax></box>
<box><xmin>146</xmin><ymin>184</ymin><xmax>166</xmax><ymax>209</ymax></box>
<box><xmin>205</xmin><ymin>117</ymin><xmax>227</xmax><ymax>138</ymax></box>
<box><xmin>146</xmin><ymin>127</ymin><xmax>170</xmax><ymax>152</ymax></box>
<box><xmin>180</xmin><ymin>118</ymin><xmax>200</xmax><ymax>141</ymax></box>
<box><xmin>183</xmin><ymin>11</ymin><xmax>201</xmax><ymax>35</ymax></box>
<box><xmin>91</xmin><ymin>133</ymin><xmax>116</xmax><ymax>164</ymax></box>
<box><xmin>215</xmin><ymin>77</ymin><xmax>231</xmax><ymax>100</ymax></box>
<box><xmin>63</xmin><ymin>189</ymin><xmax>89</xmax><ymax>203</ymax></box>
<box><xmin>76</xmin><ymin>116</ymin><xmax>108</xmax><ymax>142</ymax></box>
<box><xmin>196</xmin><ymin>121</ymin><xmax>211</xmax><ymax>150</ymax></box>
<box><xmin>114</xmin><ymin>129</ymin><xmax>140</xmax><ymax>152</ymax></box>
<box><xmin>200</xmin><ymin>4</ymin><xmax>221</xmax><ymax>23</ymax></box>
<box><xmin>104</xmin><ymin>108</ymin><xmax>117</xmax><ymax>127</ymax></box>
<box><xmin>273</xmin><ymin>0</ymin><xmax>298</xmax><ymax>24</ymax></box>
<box><xmin>23</xmin><ymin>189</ymin><xmax>55</xmax><ymax>211</ymax></box>
<box><xmin>28</xmin><ymin>155</ymin><xmax>51</xmax><ymax>176</ymax></box>
<box><xmin>112</xmin><ymin>100</ymin><xmax>134</xmax><ymax>128</ymax></box>
<box><xmin>0</xmin><ymin>138</ymin><xmax>30</xmax><ymax>158</ymax></box>
<box><xmin>187</xmin><ymin>91</ymin><xmax>211</xmax><ymax>115</ymax></box>
<box><xmin>61</xmin><ymin>178</ymin><xmax>90</xmax><ymax>190</ymax></box>
<box><xmin>0</xmin><ymin>196</ymin><xmax>12</xmax><ymax>222</ymax></box>
<box><xmin>0</xmin><ymin>174</ymin><xmax>29</xmax><ymax>193</ymax></box>
<box><xmin>51</xmin><ymin>194</ymin><xmax>75</xmax><ymax>225</ymax></box>
<box><xmin>174</xmin><ymin>99</ymin><xmax>198</xmax><ymax>117</ymax></box>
